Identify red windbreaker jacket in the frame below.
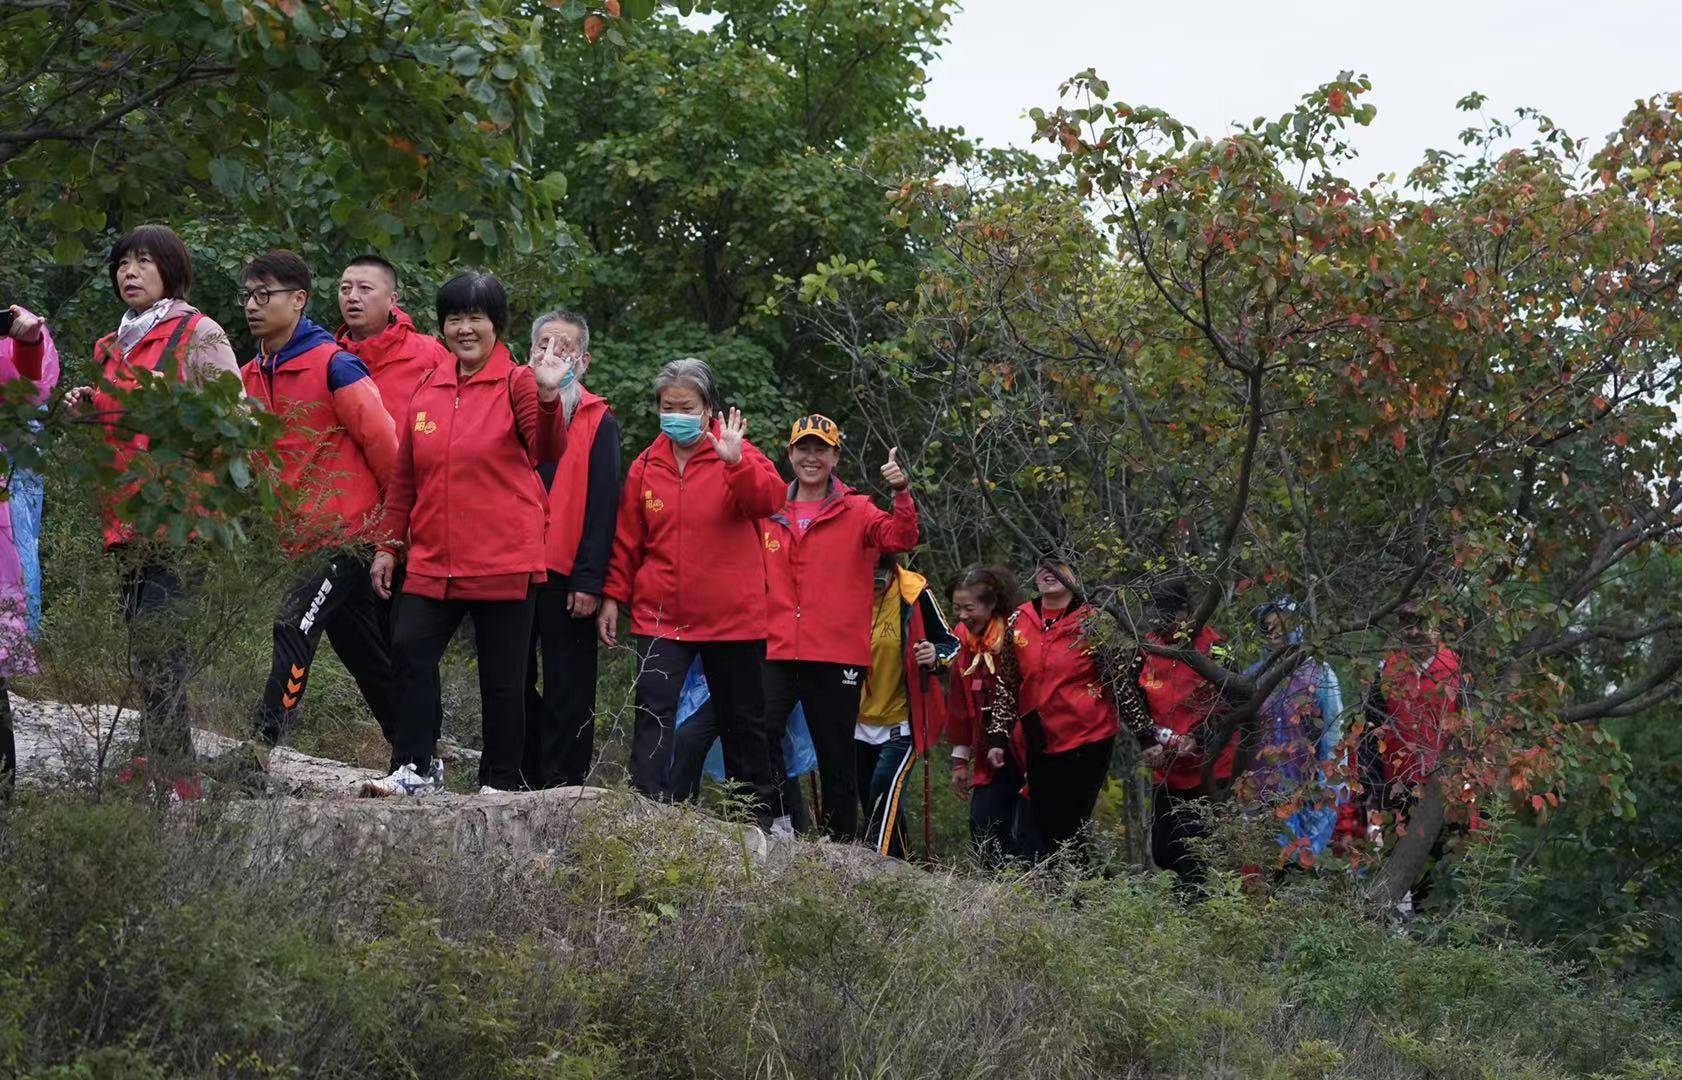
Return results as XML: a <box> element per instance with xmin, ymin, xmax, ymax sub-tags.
<box><xmin>1376</xmin><ymin>646</ymin><xmax>1461</xmax><ymax>786</ymax></box>
<box><xmin>334</xmin><ymin>305</ymin><xmax>450</xmax><ymax>423</ymax></box>
<box><xmin>761</xmin><ymin>479</ymin><xmax>918</xmax><ymax>666</ymax></box>
<box><xmin>1140</xmin><ymin>625</ymin><xmax>1232</xmax><ymax>791</ymax></box>
<box><xmin>603</xmin><ymin>426</ymin><xmax>786</xmax><ymax>642</ymax></box>
<box><xmin>379</xmin><ymin>342</ymin><xmax>565</xmax><ymax>599</ymax></box>
<box><xmin>1003</xmin><ymin>600</ymin><xmax>1120</xmax><ymax>755</ymax></box>
<box><xmin>947</xmin><ymin>617</ymin><xmax>1027</xmax><ymax>787</ymax></box>
<box><xmin>242</xmin><ymin>316</ymin><xmax>397</xmax><ymax>552</ymax></box>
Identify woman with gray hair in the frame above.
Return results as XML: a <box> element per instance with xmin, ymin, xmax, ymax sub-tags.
<box><xmin>522</xmin><ymin>309</ymin><xmax>621</xmax><ymax>789</ymax></box>
<box><xmin>599</xmin><ymin>358</ymin><xmax>787</xmax><ymax>826</ymax></box>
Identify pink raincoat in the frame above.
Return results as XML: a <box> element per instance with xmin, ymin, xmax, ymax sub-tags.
<box><xmin>0</xmin><ymin>327</ymin><xmax>60</xmax><ymax>676</ymax></box>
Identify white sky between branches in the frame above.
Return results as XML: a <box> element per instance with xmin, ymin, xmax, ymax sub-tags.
<box><xmin>920</xmin><ymin>0</ymin><xmax>1682</xmax><ymax>183</ymax></box>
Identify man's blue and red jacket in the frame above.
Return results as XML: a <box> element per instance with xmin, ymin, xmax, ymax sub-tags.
<box><xmin>241</xmin><ymin>315</ymin><xmax>397</xmax><ymax>552</ymax></box>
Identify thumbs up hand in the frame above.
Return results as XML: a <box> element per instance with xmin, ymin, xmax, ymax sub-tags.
<box><xmin>880</xmin><ymin>446</ymin><xmax>909</xmax><ymax>492</ymax></box>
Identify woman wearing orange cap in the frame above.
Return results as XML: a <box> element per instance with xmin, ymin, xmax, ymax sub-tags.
<box><xmin>755</xmin><ymin>414</ymin><xmax>921</xmax><ymax>841</ymax></box>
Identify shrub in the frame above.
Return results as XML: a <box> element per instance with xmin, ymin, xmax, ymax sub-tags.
<box><xmin>1</xmin><ymin>791</ymin><xmax>1676</xmax><ymax>1078</ymax></box>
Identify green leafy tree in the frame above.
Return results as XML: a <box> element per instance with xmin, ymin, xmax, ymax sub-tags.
<box><xmin>0</xmin><ymin>0</ymin><xmax>600</xmax><ymax>267</ymax></box>
<box><xmin>523</xmin><ymin>0</ymin><xmax>998</xmax><ymax>450</ymax></box>
<box><xmin>803</xmin><ymin>77</ymin><xmax>1682</xmax><ymax>905</ymax></box>
<box><xmin>539</xmin><ymin>0</ymin><xmax>954</xmax><ymax>335</ymax></box>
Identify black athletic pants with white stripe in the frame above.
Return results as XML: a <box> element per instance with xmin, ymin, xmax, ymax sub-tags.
<box><xmin>763</xmin><ymin>660</ymin><xmax>866</xmax><ymax>841</ymax></box>
<box><xmin>254</xmin><ymin>551</ymin><xmax>401</xmax><ymax>749</ymax></box>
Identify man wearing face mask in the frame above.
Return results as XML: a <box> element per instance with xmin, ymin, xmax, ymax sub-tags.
<box><xmin>239</xmin><ymin>249</ymin><xmax>402</xmax><ymax>756</ymax></box>
<box><xmin>521</xmin><ymin>309</ymin><xmax>620</xmax><ymax>789</ymax></box>
<box><xmin>599</xmin><ymin>358</ymin><xmax>787</xmax><ymax>825</ymax></box>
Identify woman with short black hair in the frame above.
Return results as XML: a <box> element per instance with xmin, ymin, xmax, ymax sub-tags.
<box><xmin>364</xmin><ymin>272</ymin><xmax>572</xmax><ymax>796</ymax></box>
<box><xmin>62</xmin><ymin>224</ymin><xmax>240</xmax><ymax>769</ymax></box>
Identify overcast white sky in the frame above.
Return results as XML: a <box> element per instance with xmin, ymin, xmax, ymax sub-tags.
<box><xmin>919</xmin><ymin>0</ymin><xmax>1682</xmax><ymax>183</ymax></box>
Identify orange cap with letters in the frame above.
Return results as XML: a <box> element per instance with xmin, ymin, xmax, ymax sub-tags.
<box><xmin>788</xmin><ymin>413</ymin><xmax>842</xmax><ymax>448</ymax></box>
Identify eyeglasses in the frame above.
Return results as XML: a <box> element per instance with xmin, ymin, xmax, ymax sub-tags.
<box><xmin>239</xmin><ymin>285</ymin><xmax>301</xmax><ymax>307</ymax></box>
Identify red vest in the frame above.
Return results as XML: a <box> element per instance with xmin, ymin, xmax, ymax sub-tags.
<box><xmin>91</xmin><ymin>314</ymin><xmax>199</xmax><ymax>550</ymax></box>
<box><xmin>1140</xmin><ymin>625</ymin><xmax>1233</xmax><ymax>790</ymax></box>
<box><xmin>544</xmin><ymin>391</ymin><xmax>610</xmax><ymax>575</ymax></box>
<box><xmin>242</xmin><ymin>341</ymin><xmax>383</xmax><ymax>551</ymax></box>
<box><xmin>1006</xmin><ymin>601</ymin><xmax>1119</xmax><ymax>754</ymax></box>
<box><xmin>399</xmin><ymin>345</ymin><xmax>551</xmax><ymax>582</ymax></box>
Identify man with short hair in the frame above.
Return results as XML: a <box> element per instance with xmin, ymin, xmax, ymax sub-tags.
<box><xmin>333</xmin><ymin>255</ymin><xmax>450</xmax><ymax>420</ymax></box>
<box><xmin>240</xmin><ymin>249</ymin><xmax>403</xmax><ymax>754</ymax></box>
<box><xmin>335</xmin><ymin>254</ymin><xmax>450</xmax><ymax>766</ymax></box>
<box><xmin>521</xmin><ymin>308</ymin><xmax>620</xmax><ymax>788</ymax></box>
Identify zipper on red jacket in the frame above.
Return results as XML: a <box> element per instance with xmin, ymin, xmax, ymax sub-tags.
<box><xmin>443</xmin><ymin>385</ymin><xmax>459</xmax><ymax>585</ymax></box>
<box><xmin>789</xmin><ymin>519</ymin><xmax>803</xmax><ymax>660</ymax></box>
<box><xmin>783</xmin><ymin>492</ymin><xmax>837</xmax><ymax>661</ymax></box>
<box><xmin>673</xmin><ymin>467</ymin><xmax>684</xmax><ymax>641</ymax></box>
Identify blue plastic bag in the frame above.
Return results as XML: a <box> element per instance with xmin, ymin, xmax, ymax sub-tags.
<box><xmin>674</xmin><ymin>658</ymin><xmax>817</xmax><ymax>780</ymax></box>
<box><xmin>9</xmin><ymin>467</ymin><xmax>43</xmax><ymax>635</ymax></box>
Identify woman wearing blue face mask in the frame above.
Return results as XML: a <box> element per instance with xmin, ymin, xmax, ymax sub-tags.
<box><xmin>600</xmin><ymin>358</ymin><xmax>788</xmax><ymax>825</ymax></box>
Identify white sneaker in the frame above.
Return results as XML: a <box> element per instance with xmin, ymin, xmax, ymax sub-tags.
<box><xmin>431</xmin><ymin>758</ymin><xmax>445</xmax><ymax>786</ymax></box>
<box><xmin>770</xmin><ymin>815</ymin><xmax>796</xmax><ymax>840</ymax></box>
<box><xmin>478</xmin><ymin>785</ymin><xmax>505</xmax><ymax>795</ymax></box>
<box><xmin>360</xmin><ymin>764</ymin><xmax>436</xmax><ymax>798</ymax></box>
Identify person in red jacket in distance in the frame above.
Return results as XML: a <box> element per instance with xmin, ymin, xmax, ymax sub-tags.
<box><xmin>986</xmin><ymin>561</ymin><xmax>1121</xmax><ymax>862</ymax></box>
<box><xmin>1136</xmin><ymin>577</ymin><xmax>1228</xmax><ymax>889</ymax></box>
<box><xmin>946</xmin><ymin>565</ymin><xmax>1034</xmax><ymax>865</ymax></box>
<box><xmin>363</xmin><ymin>273</ymin><xmax>570</xmax><ymax>797</ymax></box>
<box><xmin>61</xmin><ymin>225</ymin><xmax>241</xmax><ymax>770</ymax></box>
<box><xmin>521</xmin><ymin>309</ymin><xmax>620</xmax><ymax>790</ymax></box>
<box><xmin>598</xmin><ymin>359</ymin><xmax>787</xmax><ymax>827</ymax></box>
<box><xmin>751</xmin><ymin>414</ymin><xmax>918</xmax><ymax>841</ymax></box>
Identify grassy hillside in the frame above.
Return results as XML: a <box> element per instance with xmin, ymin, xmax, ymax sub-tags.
<box><xmin>1</xmin><ymin>790</ymin><xmax>1676</xmax><ymax>1079</ymax></box>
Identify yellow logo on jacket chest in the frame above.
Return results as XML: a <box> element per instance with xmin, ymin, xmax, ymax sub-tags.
<box><xmin>414</xmin><ymin>411</ymin><xmax>438</xmax><ymax>435</ymax></box>
<box><xmin>763</xmin><ymin>535</ymin><xmax>781</xmax><ymax>553</ymax></box>
<box><xmin>643</xmin><ymin>489</ymin><xmax>665</xmax><ymax>514</ymax></box>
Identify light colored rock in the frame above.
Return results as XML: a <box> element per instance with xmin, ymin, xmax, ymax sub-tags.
<box><xmin>12</xmin><ymin>695</ymin><xmax>375</xmax><ymax>797</ymax></box>
<box><xmin>205</xmin><ymin>785</ymin><xmax>778</xmax><ymax>873</ymax></box>
<box><xmin>8</xmin><ymin>696</ymin><xmax>234</xmax><ymax>784</ymax></box>
<box><xmin>12</xmin><ymin>694</ymin><xmax>921</xmax><ymax>881</ymax></box>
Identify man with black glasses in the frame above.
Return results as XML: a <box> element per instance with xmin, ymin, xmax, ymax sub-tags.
<box><xmin>239</xmin><ymin>249</ymin><xmax>404</xmax><ymax>759</ymax></box>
